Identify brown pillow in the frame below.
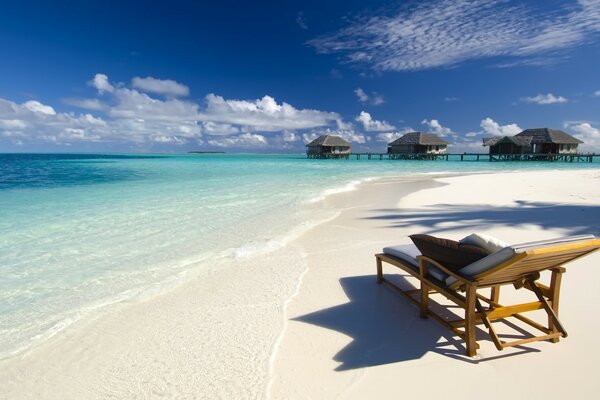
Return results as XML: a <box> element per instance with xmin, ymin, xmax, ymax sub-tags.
<box><xmin>409</xmin><ymin>234</ymin><xmax>490</xmax><ymax>272</ymax></box>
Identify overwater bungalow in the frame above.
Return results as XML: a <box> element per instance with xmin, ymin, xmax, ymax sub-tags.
<box><xmin>306</xmin><ymin>135</ymin><xmax>352</xmax><ymax>159</ymax></box>
<box><xmin>484</xmin><ymin>128</ymin><xmax>583</xmax><ymax>155</ymax></box>
<box><xmin>388</xmin><ymin>132</ymin><xmax>448</xmax><ymax>155</ymax></box>
<box><xmin>516</xmin><ymin>128</ymin><xmax>582</xmax><ymax>154</ymax></box>
<box><xmin>482</xmin><ymin>136</ymin><xmax>532</xmax><ymax>155</ymax></box>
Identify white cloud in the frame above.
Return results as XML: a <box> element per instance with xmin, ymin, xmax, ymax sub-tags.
<box><xmin>24</xmin><ymin>100</ymin><xmax>56</xmax><ymax>115</ymax></box>
<box><xmin>309</xmin><ymin>0</ymin><xmax>600</xmax><ymax>71</ymax></box>
<box><xmin>371</xmin><ymin>94</ymin><xmax>385</xmax><ymax>105</ymax></box>
<box><xmin>151</xmin><ymin>135</ymin><xmax>187</xmax><ymax>145</ymax></box>
<box><xmin>444</xmin><ymin>97</ymin><xmax>458</xmax><ymax>102</ymax></box>
<box><xmin>303</xmin><ymin>127</ymin><xmax>367</xmax><ymax>144</ymax></box>
<box><xmin>480</xmin><ymin>117</ymin><xmax>522</xmax><ymax>136</ymax></box>
<box><xmin>564</xmin><ymin>122</ymin><xmax>600</xmax><ymax>152</ymax></box>
<box><xmin>296</xmin><ymin>11</ymin><xmax>308</xmax><ymax>30</ymax></box>
<box><xmin>280</xmin><ymin>130</ymin><xmax>299</xmax><ymax>142</ymax></box>
<box><xmin>131</xmin><ymin>76</ymin><xmax>190</xmax><ymax>97</ymax></box>
<box><xmin>356</xmin><ymin>111</ymin><xmax>395</xmax><ymax>131</ymax></box>
<box><xmin>421</xmin><ymin>119</ymin><xmax>452</xmax><ymax>136</ymax></box>
<box><xmin>201</xmin><ymin>121</ymin><xmax>240</xmax><ymax>135</ymax></box>
<box><xmin>354</xmin><ymin>88</ymin><xmax>369</xmax><ymax>103</ymax></box>
<box><xmin>200</xmin><ymin>93</ymin><xmax>339</xmax><ymax>131</ymax></box>
<box><xmin>207</xmin><ymin>133</ymin><xmax>268</xmax><ymax>147</ymax></box>
<box><xmin>89</xmin><ymin>73</ymin><xmax>114</xmax><ymax>93</ymax></box>
<box><xmin>594</xmin><ymin>90</ymin><xmax>600</xmax><ymax>96</ymax></box>
<box><xmin>522</xmin><ymin>93</ymin><xmax>568</xmax><ymax>104</ymax></box>
<box><xmin>0</xmin><ymin>119</ymin><xmax>27</xmax><ymax>129</ymax></box>
<box><xmin>63</xmin><ymin>98</ymin><xmax>106</xmax><ymax>111</ymax></box>
<box><xmin>376</xmin><ymin>129</ymin><xmax>413</xmax><ymax>143</ymax></box>
<box><xmin>0</xmin><ymin>73</ymin><xmax>346</xmax><ymax>151</ymax></box>
<box><xmin>354</xmin><ymin>87</ymin><xmax>384</xmax><ymax>105</ymax></box>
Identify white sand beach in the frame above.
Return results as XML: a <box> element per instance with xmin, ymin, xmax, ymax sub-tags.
<box><xmin>2</xmin><ymin>169</ymin><xmax>600</xmax><ymax>399</ymax></box>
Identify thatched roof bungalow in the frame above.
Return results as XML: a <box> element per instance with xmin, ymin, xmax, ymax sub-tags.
<box><xmin>516</xmin><ymin>128</ymin><xmax>582</xmax><ymax>154</ymax></box>
<box><xmin>482</xmin><ymin>136</ymin><xmax>532</xmax><ymax>155</ymax></box>
<box><xmin>483</xmin><ymin>128</ymin><xmax>583</xmax><ymax>155</ymax></box>
<box><xmin>388</xmin><ymin>132</ymin><xmax>448</xmax><ymax>154</ymax></box>
<box><xmin>306</xmin><ymin>135</ymin><xmax>352</xmax><ymax>159</ymax></box>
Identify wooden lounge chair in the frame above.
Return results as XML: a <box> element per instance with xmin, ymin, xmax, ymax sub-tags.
<box><xmin>375</xmin><ymin>235</ymin><xmax>600</xmax><ymax>356</ymax></box>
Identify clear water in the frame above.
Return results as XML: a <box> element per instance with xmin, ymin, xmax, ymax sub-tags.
<box><xmin>0</xmin><ymin>153</ymin><xmax>598</xmax><ymax>358</ymax></box>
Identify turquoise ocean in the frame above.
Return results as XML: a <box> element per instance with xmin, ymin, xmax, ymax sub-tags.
<box><xmin>1</xmin><ymin>153</ymin><xmax>598</xmax><ymax>359</ymax></box>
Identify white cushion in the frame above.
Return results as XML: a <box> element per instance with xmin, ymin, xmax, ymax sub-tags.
<box><xmin>445</xmin><ymin>247</ymin><xmax>515</xmax><ymax>286</ymax></box>
<box><xmin>459</xmin><ymin>233</ymin><xmax>509</xmax><ymax>253</ymax></box>
<box><xmin>382</xmin><ymin>244</ymin><xmax>448</xmax><ymax>282</ymax></box>
<box><xmin>382</xmin><ymin>244</ymin><xmax>420</xmax><ymax>267</ymax></box>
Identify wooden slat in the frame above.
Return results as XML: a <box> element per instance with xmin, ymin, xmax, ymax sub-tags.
<box><xmin>501</xmin><ymin>333</ymin><xmax>562</xmax><ymax>348</ymax></box>
<box><xmin>475</xmin><ymin>301</ymin><xmax>543</xmax><ymax>321</ymax></box>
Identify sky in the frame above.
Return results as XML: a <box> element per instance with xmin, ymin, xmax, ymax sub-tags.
<box><xmin>1</xmin><ymin>0</ymin><xmax>600</xmax><ymax>153</ymax></box>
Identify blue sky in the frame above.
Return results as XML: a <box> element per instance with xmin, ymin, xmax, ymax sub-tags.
<box><xmin>1</xmin><ymin>0</ymin><xmax>600</xmax><ymax>153</ymax></box>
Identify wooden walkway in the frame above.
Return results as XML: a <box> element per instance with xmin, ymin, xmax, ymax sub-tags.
<box><xmin>307</xmin><ymin>153</ymin><xmax>598</xmax><ymax>162</ymax></box>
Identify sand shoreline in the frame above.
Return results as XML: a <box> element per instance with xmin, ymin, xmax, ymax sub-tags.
<box><xmin>268</xmin><ymin>169</ymin><xmax>600</xmax><ymax>399</ymax></box>
<box><xmin>1</xmin><ymin>169</ymin><xmax>599</xmax><ymax>399</ymax></box>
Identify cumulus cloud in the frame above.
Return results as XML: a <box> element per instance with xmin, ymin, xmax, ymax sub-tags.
<box><xmin>131</xmin><ymin>76</ymin><xmax>190</xmax><ymax>97</ymax></box>
<box><xmin>421</xmin><ymin>119</ymin><xmax>452</xmax><ymax>136</ymax></box>
<box><xmin>151</xmin><ymin>135</ymin><xmax>187</xmax><ymax>145</ymax></box>
<box><xmin>354</xmin><ymin>88</ymin><xmax>369</xmax><ymax>103</ymax></box>
<box><xmin>564</xmin><ymin>122</ymin><xmax>600</xmax><ymax>151</ymax></box>
<box><xmin>309</xmin><ymin>0</ymin><xmax>600</xmax><ymax>71</ymax></box>
<box><xmin>207</xmin><ymin>133</ymin><xmax>268</xmax><ymax>147</ymax></box>
<box><xmin>280</xmin><ymin>130</ymin><xmax>299</xmax><ymax>142</ymax></box>
<box><xmin>356</xmin><ymin>111</ymin><xmax>395</xmax><ymax>131</ymax></box>
<box><xmin>200</xmin><ymin>93</ymin><xmax>339</xmax><ymax>131</ymax></box>
<box><xmin>63</xmin><ymin>98</ymin><xmax>106</xmax><ymax>111</ymax></box>
<box><xmin>89</xmin><ymin>73</ymin><xmax>114</xmax><ymax>93</ymax></box>
<box><xmin>0</xmin><ymin>73</ymin><xmax>345</xmax><ymax>151</ymax></box>
<box><xmin>24</xmin><ymin>100</ymin><xmax>56</xmax><ymax>115</ymax></box>
<box><xmin>0</xmin><ymin>97</ymin><xmax>111</xmax><ymax>147</ymax></box>
<box><xmin>303</xmin><ymin>127</ymin><xmax>367</xmax><ymax>144</ymax></box>
<box><xmin>376</xmin><ymin>129</ymin><xmax>413</xmax><ymax>143</ymax></box>
<box><xmin>480</xmin><ymin>117</ymin><xmax>522</xmax><ymax>136</ymax></box>
<box><xmin>354</xmin><ymin>87</ymin><xmax>385</xmax><ymax>105</ymax></box>
<box><xmin>522</xmin><ymin>93</ymin><xmax>568</xmax><ymax>104</ymax></box>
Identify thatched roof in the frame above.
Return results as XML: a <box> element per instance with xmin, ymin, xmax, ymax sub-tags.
<box><xmin>483</xmin><ymin>136</ymin><xmax>532</xmax><ymax>147</ymax></box>
<box><xmin>306</xmin><ymin>135</ymin><xmax>351</xmax><ymax>147</ymax></box>
<box><xmin>389</xmin><ymin>132</ymin><xmax>449</xmax><ymax>146</ymax></box>
<box><xmin>516</xmin><ymin>128</ymin><xmax>583</xmax><ymax>144</ymax></box>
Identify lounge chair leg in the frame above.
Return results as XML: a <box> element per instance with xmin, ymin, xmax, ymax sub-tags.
<box><xmin>490</xmin><ymin>286</ymin><xmax>500</xmax><ymax>309</ymax></box>
<box><xmin>420</xmin><ymin>281</ymin><xmax>429</xmax><ymax>318</ymax></box>
<box><xmin>419</xmin><ymin>258</ymin><xmax>429</xmax><ymax>318</ymax></box>
<box><xmin>527</xmin><ymin>276</ymin><xmax>568</xmax><ymax>339</ymax></box>
<box><xmin>376</xmin><ymin>257</ymin><xmax>383</xmax><ymax>284</ymax></box>
<box><xmin>475</xmin><ymin>299</ymin><xmax>503</xmax><ymax>351</ymax></box>
<box><xmin>465</xmin><ymin>284</ymin><xmax>478</xmax><ymax>357</ymax></box>
<box><xmin>548</xmin><ymin>268</ymin><xmax>565</xmax><ymax>343</ymax></box>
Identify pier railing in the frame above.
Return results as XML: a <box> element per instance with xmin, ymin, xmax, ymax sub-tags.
<box><xmin>306</xmin><ymin>152</ymin><xmax>598</xmax><ymax>162</ymax></box>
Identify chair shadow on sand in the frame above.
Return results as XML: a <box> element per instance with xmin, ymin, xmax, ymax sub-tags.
<box><xmin>293</xmin><ymin>201</ymin><xmax>600</xmax><ymax>370</ymax></box>
<box><xmin>293</xmin><ymin>275</ymin><xmax>539</xmax><ymax>370</ymax></box>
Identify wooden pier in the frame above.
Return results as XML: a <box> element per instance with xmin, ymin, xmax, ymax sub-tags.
<box><xmin>308</xmin><ymin>152</ymin><xmax>598</xmax><ymax>162</ymax></box>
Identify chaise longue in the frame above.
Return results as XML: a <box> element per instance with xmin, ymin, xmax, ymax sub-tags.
<box><xmin>375</xmin><ymin>234</ymin><xmax>600</xmax><ymax>356</ymax></box>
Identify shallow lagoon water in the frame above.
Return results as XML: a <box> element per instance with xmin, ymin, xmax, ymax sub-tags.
<box><xmin>0</xmin><ymin>153</ymin><xmax>598</xmax><ymax>358</ymax></box>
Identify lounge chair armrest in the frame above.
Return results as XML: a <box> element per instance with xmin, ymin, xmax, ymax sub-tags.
<box><xmin>417</xmin><ymin>255</ymin><xmax>476</xmax><ymax>285</ymax></box>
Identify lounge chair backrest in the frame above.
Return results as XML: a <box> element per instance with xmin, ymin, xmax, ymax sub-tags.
<box><xmin>447</xmin><ymin>235</ymin><xmax>600</xmax><ymax>288</ymax></box>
